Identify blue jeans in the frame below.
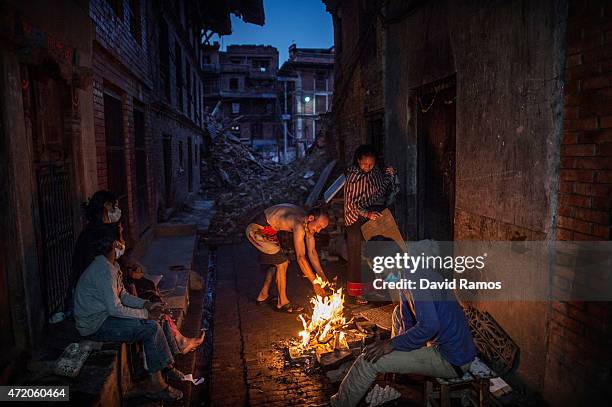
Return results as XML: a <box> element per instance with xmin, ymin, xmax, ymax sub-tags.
<box><xmin>88</xmin><ymin>317</ymin><xmax>174</xmax><ymax>373</ymax></box>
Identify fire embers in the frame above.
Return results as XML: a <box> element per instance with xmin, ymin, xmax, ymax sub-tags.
<box><xmin>298</xmin><ymin>277</ymin><xmax>350</xmax><ymax>352</ymax></box>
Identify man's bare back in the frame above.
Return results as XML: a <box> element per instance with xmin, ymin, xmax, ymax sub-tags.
<box><xmin>264</xmin><ymin>204</ymin><xmax>306</xmax><ymax>233</ymax></box>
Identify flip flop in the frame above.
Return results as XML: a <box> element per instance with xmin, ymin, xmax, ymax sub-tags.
<box><xmin>144</xmin><ymin>385</ymin><xmax>183</xmax><ymax>401</ymax></box>
<box><xmin>275</xmin><ymin>303</ymin><xmax>304</xmax><ymax>313</ymax></box>
<box><xmin>256</xmin><ymin>295</ymin><xmax>277</xmax><ymax>306</ymax></box>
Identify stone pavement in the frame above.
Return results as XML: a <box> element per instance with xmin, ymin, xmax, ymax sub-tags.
<box><xmin>210</xmin><ymin>243</ymin><xmax>342</xmax><ymax>407</ymax></box>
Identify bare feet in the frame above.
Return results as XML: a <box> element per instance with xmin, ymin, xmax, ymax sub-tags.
<box><xmin>177</xmin><ymin>330</ymin><xmax>205</xmax><ymax>354</ymax></box>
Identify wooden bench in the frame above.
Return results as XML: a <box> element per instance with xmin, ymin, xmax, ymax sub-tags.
<box><xmin>425</xmin><ymin>305</ymin><xmax>519</xmax><ymax>407</ymax></box>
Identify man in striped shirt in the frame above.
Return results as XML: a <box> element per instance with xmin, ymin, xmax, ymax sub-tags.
<box><xmin>344</xmin><ymin>145</ymin><xmax>394</xmax><ymax>302</ymax></box>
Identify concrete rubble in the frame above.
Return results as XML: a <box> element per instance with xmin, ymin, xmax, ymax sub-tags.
<box><xmin>201</xmin><ymin>125</ymin><xmax>333</xmax><ymax>240</ymax></box>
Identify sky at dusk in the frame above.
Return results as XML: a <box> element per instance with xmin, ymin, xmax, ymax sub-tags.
<box><xmin>212</xmin><ymin>0</ymin><xmax>334</xmax><ymax>65</ymax></box>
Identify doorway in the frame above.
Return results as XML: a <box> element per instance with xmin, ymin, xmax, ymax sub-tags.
<box><xmin>416</xmin><ymin>75</ymin><xmax>456</xmax><ymax>241</ymax></box>
<box><xmin>21</xmin><ymin>63</ymin><xmax>75</xmax><ymax>316</ymax></box>
<box><xmin>163</xmin><ymin>135</ymin><xmax>173</xmax><ymax>208</ymax></box>
<box><xmin>104</xmin><ymin>91</ymin><xmax>130</xmax><ymax>240</ymax></box>
<box><xmin>133</xmin><ymin>106</ymin><xmax>149</xmax><ymax>236</ymax></box>
<box><xmin>187</xmin><ymin>136</ymin><xmax>193</xmax><ymax>192</ymax></box>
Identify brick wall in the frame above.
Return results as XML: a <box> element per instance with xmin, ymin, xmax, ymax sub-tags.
<box><xmin>147</xmin><ymin>6</ymin><xmax>205</xmax><ymax>216</ymax></box>
<box><xmin>90</xmin><ymin>0</ymin><xmax>154</xmax><ymax>242</ymax></box>
<box><xmin>545</xmin><ymin>1</ymin><xmax>612</xmax><ymax>404</ymax></box>
<box><xmin>150</xmin><ymin>112</ymin><xmax>202</xmax><ymax>214</ymax></box>
<box><xmin>329</xmin><ymin>0</ymin><xmax>385</xmax><ymax>166</ymax></box>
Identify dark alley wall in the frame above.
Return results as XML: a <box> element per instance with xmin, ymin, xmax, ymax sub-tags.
<box><xmin>0</xmin><ymin>0</ymin><xmax>93</xmax><ymax>350</ymax></box>
<box><xmin>383</xmin><ymin>0</ymin><xmax>568</xmax><ymax>394</ymax></box>
<box><xmin>546</xmin><ymin>0</ymin><xmax>612</xmax><ymax>404</ymax></box>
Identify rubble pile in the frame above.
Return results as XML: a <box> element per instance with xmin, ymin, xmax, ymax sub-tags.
<box><xmin>202</xmin><ymin>132</ymin><xmax>330</xmax><ymax>240</ymax></box>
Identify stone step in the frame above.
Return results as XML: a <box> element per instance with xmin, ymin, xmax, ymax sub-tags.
<box><xmin>139</xmin><ymin>227</ymin><xmax>198</xmax><ymax>329</ymax></box>
<box><xmin>21</xmin><ymin>319</ymin><xmax>130</xmax><ymax>407</ymax></box>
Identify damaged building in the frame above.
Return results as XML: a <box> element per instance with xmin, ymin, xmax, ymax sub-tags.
<box><xmin>202</xmin><ymin>44</ymin><xmax>281</xmax><ymax>159</ymax></box>
<box><xmin>324</xmin><ymin>0</ymin><xmax>611</xmax><ymax>404</ymax></box>
<box><xmin>278</xmin><ymin>44</ymin><xmax>335</xmax><ymax>160</ymax></box>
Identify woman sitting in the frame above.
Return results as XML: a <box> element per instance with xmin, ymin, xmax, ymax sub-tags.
<box><xmin>73</xmin><ymin>223</ymin><xmax>184</xmax><ymax>401</ymax></box>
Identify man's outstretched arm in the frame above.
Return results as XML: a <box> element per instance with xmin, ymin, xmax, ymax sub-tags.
<box><xmin>293</xmin><ymin>226</ymin><xmax>326</xmax><ymax>296</ymax></box>
<box><xmin>305</xmin><ymin>232</ymin><xmax>328</xmax><ymax>282</ymax></box>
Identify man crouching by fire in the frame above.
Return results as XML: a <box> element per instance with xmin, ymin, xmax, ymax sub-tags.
<box><xmin>329</xmin><ymin>240</ymin><xmax>477</xmax><ymax>407</ymax></box>
<box><xmin>246</xmin><ymin>203</ymin><xmax>330</xmax><ymax>313</ymax></box>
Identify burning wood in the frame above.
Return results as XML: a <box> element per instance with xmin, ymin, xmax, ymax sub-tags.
<box><xmin>297</xmin><ymin>277</ymin><xmax>350</xmax><ymax>352</ymax></box>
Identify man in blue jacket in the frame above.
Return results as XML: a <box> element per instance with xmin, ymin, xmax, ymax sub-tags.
<box><xmin>330</xmin><ymin>240</ymin><xmax>477</xmax><ymax>407</ymax></box>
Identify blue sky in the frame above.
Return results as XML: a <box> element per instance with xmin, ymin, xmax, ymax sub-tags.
<box><xmin>212</xmin><ymin>0</ymin><xmax>334</xmax><ymax>65</ymax></box>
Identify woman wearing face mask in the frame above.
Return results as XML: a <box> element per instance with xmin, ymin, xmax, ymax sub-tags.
<box><xmin>344</xmin><ymin>145</ymin><xmax>395</xmax><ymax>304</ymax></box>
<box><xmin>74</xmin><ymin>224</ymin><xmax>184</xmax><ymax>401</ymax></box>
<box><xmin>66</xmin><ymin>190</ymin><xmax>125</xmax><ymax>314</ymax></box>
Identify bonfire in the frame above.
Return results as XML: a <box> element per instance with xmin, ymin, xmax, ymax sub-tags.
<box><xmin>298</xmin><ymin>277</ymin><xmax>350</xmax><ymax>352</ymax></box>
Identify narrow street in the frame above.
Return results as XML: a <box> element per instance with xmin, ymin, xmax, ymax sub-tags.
<box><xmin>0</xmin><ymin>1</ymin><xmax>611</xmax><ymax>406</ymax></box>
<box><xmin>209</xmin><ymin>243</ymin><xmax>336</xmax><ymax>406</ymax></box>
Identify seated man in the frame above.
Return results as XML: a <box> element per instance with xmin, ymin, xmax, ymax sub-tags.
<box><xmin>330</xmin><ymin>240</ymin><xmax>477</xmax><ymax>407</ymax></box>
<box><xmin>246</xmin><ymin>203</ymin><xmax>330</xmax><ymax>313</ymax></box>
<box><xmin>74</xmin><ymin>224</ymin><xmax>184</xmax><ymax>402</ymax></box>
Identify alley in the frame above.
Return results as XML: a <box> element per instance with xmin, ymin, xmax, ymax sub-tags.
<box><xmin>209</xmin><ymin>243</ymin><xmax>336</xmax><ymax>407</ymax></box>
<box><xmin>1</xmin><ymin>0</ymin><xmax>611</xmax><ymax>406</ymax></box>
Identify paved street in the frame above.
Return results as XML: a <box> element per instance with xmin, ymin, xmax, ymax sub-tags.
<box><xmin>209</xmin><ymin>243</ymin><xmax>339</xmax><ymax>406</ymax></box>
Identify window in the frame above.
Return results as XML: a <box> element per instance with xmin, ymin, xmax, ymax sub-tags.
<box><xmin>315</xmin><ymin>72</ymin><xmax>327</xmax><ymax>91</ymax></box>
<box><xmin>232</xmin><ymin>103</ymin><xmax>240</xmax><ymax>114</ymax></box>
<box><xmin>175</xmin><ymin>44</ymin><xmax>183</xmax><ymax>111</ymax></box>
<box><xmin>302</xmin><ymin>75</ymin><xmax>314</xmax><ymax>91</ymax></box>
<box><xmin>178</xmin><ymin>140</ymin><xmax>184</xmax><ymax>169</ymax></box>
<box><xmin>185</xmin><ymin>62</ymin><xmax>191</xmax><ymax>117</ymax></box>
<box><xmin>128</xmin><ymin>0</ymin><xmax>141</xmax><ymax>43</ymax></box>
<box><xmin>229</xmin><ymin>78</ymin><xmax>239</xmax><ymax>91</ymax></box>
<box><xmin>303</xmin><ymin>94</ymin><xmax>314</xmax><ymax>114</ymax></box>
<box><xmin>316</xmin><ymin>95</ymin><xmax>327</xmax><ymax>114</ymax></box>
<box><xmin>159</xmin><ymin>18</ymin><xmax>170</xmax><ymax>101</ymax></box>
<box><xmin>104</xmin><ymin>92</ymin><xmax>130</xmax><ymax>238</ymax></box>
<box><xmin>251</xmin><ymin>123</ymin><xmax>262</xmax><ymax>138</ymax></box>
<box><xmin>133</xmin><ymin>107</ymin><xmax>150</xmax><ymax>234</ymax></box>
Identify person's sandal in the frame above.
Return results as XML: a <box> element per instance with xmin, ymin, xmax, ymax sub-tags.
<box><xmin>256</xmin><ymin>295</ymin><xmax>277</xmax><ymax>306</ymax></box>
<box><xmin>275</xmin><ymin>303</ymin><xmax>304</xmax><ymax>313</ymax></box>
<box><xmin>144</xmin><ymin>385</ymin><xmax>183</xmax><ymax>401</ymax></box>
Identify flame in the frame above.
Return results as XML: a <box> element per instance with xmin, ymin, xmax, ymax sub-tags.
<box><xmin>297</xmin><ymin>277</ymin><xmax>348</xmax><ymax>349</ymax></box>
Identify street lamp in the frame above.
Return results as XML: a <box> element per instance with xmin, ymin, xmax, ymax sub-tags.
<box><xmin>304</xmin><ymin>96</ymin><xmax>311</xmax><ymax>103</ymax></box>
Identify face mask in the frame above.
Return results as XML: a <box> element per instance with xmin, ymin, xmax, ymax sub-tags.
<box><xmin>107</xmin><ymin>207</ymin><xmax>122</xmax><ymax>223</ymax></box>
<box><xmin>115</xmin><ymin>241</ymin><xmax>125</xmax><ymax>259</ymax></box>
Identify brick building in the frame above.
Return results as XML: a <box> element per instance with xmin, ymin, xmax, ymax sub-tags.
<box><xmin>203</xmin><ymin>44</ymin><xmax>281</xmax><ymax>159</ymax></box>
<box><xmin>278</xmin><ymin>44</ymin><xmax>334</xmax><ymax>160</ymax></box>
<box><xmin>0</xmin><ymin>0</ymin><xmax>264</xmax><ymax>379</ymax></box>
<box><xmin>0</xmin><ymin>0</ymin><xmax>95</xmax><ymax>370</ymax></box>
<box><xmin>325</xmin><ymin>0</ymin><xmax>611</xmax><ymax>404</ymax></box>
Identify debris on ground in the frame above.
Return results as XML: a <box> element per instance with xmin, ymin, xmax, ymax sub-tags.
<box><xmin>201</xmin><ymin>130</ymin><xmax>332</xmax><ymax>241</ymax></box>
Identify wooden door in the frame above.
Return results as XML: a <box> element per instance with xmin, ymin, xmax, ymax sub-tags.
<box><xmin>417</xmin><ymin>76</ymin><xmax>456</xmax><ymax>241</ymax></box>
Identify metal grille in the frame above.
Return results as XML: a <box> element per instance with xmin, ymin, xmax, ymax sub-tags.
<box><xmin>36</xmin><ymin>164</ymin><xmax>74</xmax><ymax>315</ymax></box>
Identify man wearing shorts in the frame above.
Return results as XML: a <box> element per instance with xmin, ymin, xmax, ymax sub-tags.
<box><xmin>246</xmin><ymin>203</ymin><xmax>330</xmax><ymax>313</ymax></box>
